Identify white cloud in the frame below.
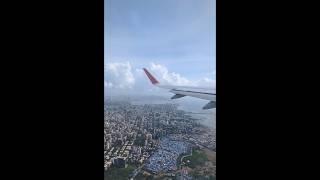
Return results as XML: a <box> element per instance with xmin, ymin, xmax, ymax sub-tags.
<box><xmin>104</xmin><ymin>81</ymin><xmax>113</xmax><ymax>88</ymax></box>
<box><xmin>150</xmin><ymin>63</ymin><xmax>195</xmax><ymax>86</ymax></box>
<box><xmin>195</xmin><ymin>77</ymin><xmax>216</xmax><ymax>88</ymax></box>
<box><xmin>104</xmin><ymin>61</ymin><xmax>215</xmax><ymax>96</ymax></box>
<box><xmin>149</xmin><ymin>63</ymin><xmax>215</xmax><ymax>88</ymax></box>
<box><xmin>104</xmin><ymin>62</ymin><xmax>135</xmax><ymax>89</ymax></box>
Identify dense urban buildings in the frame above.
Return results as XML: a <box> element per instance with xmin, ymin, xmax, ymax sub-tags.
<box><xmin>104</xmin><ymin>100</ymin><xmax>216</xmax><ymax>179</ymax></box>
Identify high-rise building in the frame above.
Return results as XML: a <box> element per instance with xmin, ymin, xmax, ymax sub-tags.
<box><xmin>146</xmin><ymin>133</ymin><xmax>152</xmax><ymax>141</ymax></box>
<box><xmin>106</xmin><ymin>142</ymin><xmax>110</xmax><ymax>150</ymax></box>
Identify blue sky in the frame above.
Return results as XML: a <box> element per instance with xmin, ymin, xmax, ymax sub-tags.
<box><xmin>104</xmin><ymin>0</ymin><xmax>215</xmax><ymax>95</ymax></box>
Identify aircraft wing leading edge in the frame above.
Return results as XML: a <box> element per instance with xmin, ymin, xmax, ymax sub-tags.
<box><xmin>143</xmin><ymin>68</ymin><xmax>216</xmax><ymax>109</ymax></box>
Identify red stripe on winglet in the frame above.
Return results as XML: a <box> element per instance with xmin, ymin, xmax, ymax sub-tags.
<box><xmin>143</xmin><ymin>68</ymin><xmax>159</xmax><ymax>84</ymax></box>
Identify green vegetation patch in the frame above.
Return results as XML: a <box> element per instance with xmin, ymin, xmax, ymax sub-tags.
<box><xmin>104</xmin><ymin>164</ymin><xmax>135</xmax><ymax>180</ymax></box>
<box><xmin>183</xmin><ymin>149</ymin><xmax>208</xmax><ymax>168</ymax></box>
<box><xmin>190</xmin><ymin>171</ymin><xmax>216</xmax><ymax>180</ymax></box>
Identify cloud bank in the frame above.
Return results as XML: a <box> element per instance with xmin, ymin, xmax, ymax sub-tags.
<box><xmin>104</xmin><ymin>62</ymin><xmax>135</xmax><ymax>89</ymax></box>
<box><xmin>104</xmin><ymin>61</ymin><xmax>215</xmax><ymax>96</ymax></box>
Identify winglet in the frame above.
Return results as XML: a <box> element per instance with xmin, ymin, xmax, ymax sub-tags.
<box><xmin>143</xmin><ymin>68</ymin><xmax>159</xmax><ymax>85</ymax></box>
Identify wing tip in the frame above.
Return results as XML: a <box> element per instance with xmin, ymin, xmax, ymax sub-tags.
<box><xmin>143</xmin><ymin>68</ymin><xmax>159</xmax><ymax>85</ymax></box>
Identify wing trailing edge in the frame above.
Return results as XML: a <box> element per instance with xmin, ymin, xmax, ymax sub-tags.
<box><xmin>143</xmin><ymin>68</ymin><xmax>216</xmax><ymax>110</ymax></box>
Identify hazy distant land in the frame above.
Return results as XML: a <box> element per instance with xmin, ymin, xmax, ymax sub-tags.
<box><xmin>105</xmin><ymin>95</ymin><xmax>216</xmax><ymax>129</ymax></box>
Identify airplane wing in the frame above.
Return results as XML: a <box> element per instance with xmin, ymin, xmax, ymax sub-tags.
<box><xmin>143</xmin><ymin>68</ymin><xmax>216</xmax><ymax>109</ymax></box>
